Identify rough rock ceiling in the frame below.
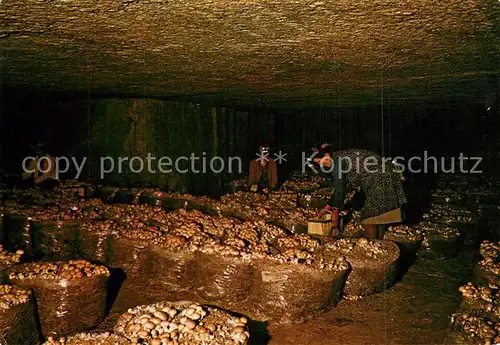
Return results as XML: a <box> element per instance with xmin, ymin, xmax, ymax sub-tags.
<box><xmin>1</xmin><ymin>0</ymin><xmax>499</xmax><ymax>107</ymax></box>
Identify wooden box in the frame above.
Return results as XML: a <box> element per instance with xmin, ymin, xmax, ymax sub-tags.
<box><xmin>308</xmin><ymin>216</ymin><xmax>332</xmax><ymax>236</ymax></box>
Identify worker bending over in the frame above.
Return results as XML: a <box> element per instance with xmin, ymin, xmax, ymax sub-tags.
<box><xmin>22</xmin><ymin>143</ymin><xmax>60</xmax><ymax>190</ymax></box>
<box><xmin>314</xmin><ymin>144</ymin><xmax>407</xmax><ymax>239</ymax></box>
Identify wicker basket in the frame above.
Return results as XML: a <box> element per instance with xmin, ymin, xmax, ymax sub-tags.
<box><xmin>308</xmin><ymin>212</ymin><xmax>332</xmax><ymax>236</ymax></box>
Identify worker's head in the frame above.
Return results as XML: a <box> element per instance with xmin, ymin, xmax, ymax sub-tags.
<box><xmin>314</xmin><ymin>144</ymin><xmax>334</xmax><ymax>168</ymax></box>
<box><xmin>258</xmin><ymin>145</ymin><xmax>270</xmax><ymax>166</ymax></box>
<box><xmin>259</xmin><ymin>145</ymin><xmax>270</xmax><ymax>156</ymax></box>
<box><xmin>320</xmin><ymin>144</ymin><xmax>333</xmax><ymax>157</ymax></box>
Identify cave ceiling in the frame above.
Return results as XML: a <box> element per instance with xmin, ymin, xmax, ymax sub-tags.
<box><xmin>1</xmin><ymin>0</ymin><xmax>499</xmax><ymax>107</ymax></box>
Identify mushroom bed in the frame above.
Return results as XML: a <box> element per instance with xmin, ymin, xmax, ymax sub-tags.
<box><xmin>7</xmin><ymin>260</ymin><xmax>110</xmax><ymax>338</ymax></box>
<box><xmin>475</xmin><ymin>241</ymin><xmax>500</xmax><ymax>286</ymax></box>
<box><xmin>384</xmin><ymin>224</ymin><xmax>424</xmax><ymax>255</ymax></box>
<box><xmin>416</xmin><ymin>221</ymin><xmax>463</xmax><ymax>259</ymax></box>
<box><xmin>0</xmin><ymin>245</ymin><xmax>23</xmax><ymax>283</ymax></box>
<box><xmin>322</xmin><ymin>238</ymin><xmax>401</xmax><ymax>298</ymax></box>
<box><xmin>0</xmin><ymin>284</ymin><xmax>40</xmax><ymax>345</ymax></box>
<box><xmin>449</xmin><ymin>240</ymin><xmax>500</xmax><ymax>344</ymax></box>
<box><xmin>114</xmin><ymin>301</ymin><xmax>251</xmax><ymax>344</ymax></box>
<box><xmin>0</xmin><ymin>186</ymin><xmax>407</xmax><ymax>341</ymax></box>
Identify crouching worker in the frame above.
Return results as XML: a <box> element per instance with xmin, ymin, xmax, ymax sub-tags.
<box><xmin>314</xmin><ymin>144</ymin><xmax>407</xmax><ymax>239</ymax></box>
<box><xmin>21</xmin><ymin>143</ymin><xmax>60</xmax><ymax>190</ymax></box>
<box><xmin>248</xmin><ymin>144</ymin><xmax>278</xmax><ymax>194</ymax></box>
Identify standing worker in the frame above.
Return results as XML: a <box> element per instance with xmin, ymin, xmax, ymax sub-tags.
<box><xmin>314</xmin><ymin>144</ymin><xmax>407</xmax><ymax>239</ymax></box>
<box><xmin>22</xmin><ymin>142</ymin><xmax>60</xmax><ymax>190</ymax></box>
<box><xmin>248</xmin><ymin>144</ymin><xmax>278</xmax><ymax>194</ymax></box>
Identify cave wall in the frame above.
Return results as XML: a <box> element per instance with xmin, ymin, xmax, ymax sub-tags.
<box><xmin>1</xmin><ymin>97</ymin><xmax>257</xmax><ymax>195</ymax></box>
<box><xmin>1</xmin><ymin>91</ymin><xmax>497</xmax><ymax>195</ymax></box>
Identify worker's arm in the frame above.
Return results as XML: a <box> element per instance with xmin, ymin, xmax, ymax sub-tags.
<box><xmin>327</xmin><ymin>156</ymin><xmax>347</xmax><ymax>209</ymax></box>
<box><xmin>34</xmin><ymin>156</ymin><xmax>57</xmax><ymax>184</ymax></box>
<box><xmin>35</xmin><ymin>171</ymin><xmax>50</xmax><ymax>184</ymax></box>
<box><xmin>248</xmin><ymin>160</ymin><xmax>259</xmax><ymax>186</ymax></box>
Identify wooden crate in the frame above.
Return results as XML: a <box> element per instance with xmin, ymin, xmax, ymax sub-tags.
<box><xmin>307</xmin><ymin>218</ymin><xmax>332</xmax><ymax>236</ymax></box>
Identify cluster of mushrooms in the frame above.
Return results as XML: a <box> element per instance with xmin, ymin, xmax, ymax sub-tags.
<box><xmin>0</xmin><ymin>245</ymin><xmax>24</xmax><ymax>268</ymax></box>
<box><xmin>209</xmin><ymin>191</ymin><xmax>317</xmax><ymax>224</ymax></box>
<box><xmin>306</xmin><ymin>188</ymin><xmax>333</xmax><ymax>200</ymax></box>
<box><xmin>459</xmin><ymin>282</ymin><xmax>500</xmax><ymax>318</ymax></box>
<box><xmin>386</xmin><ymin>224</ymin><xmax>423</xmax><ymax>242</ymax></box>
<box><xmin>324</xmin><ymin>238</ymin><xmax>391</xmax><ymax>260</ymax></box>
<box><xmin>146</xmin><ymin>210</ymin><xmax>344</xmax><ymax>269</ymax></box>
<box><xmin>8</xmin><ymin>260</ymin><xmax>110</xmax><ymax>281</ymax></box>
<box><xmin>452</xmin><ymin>240</ymin><xmax>500</xmax><ymax>344</ymax></box>
<box><xmin>114</xmin><ymin>301</ymin><xmax>250</xmax><ymax>345</ymax></box>
<box><xmin>1</xmin><ymin>180</ymin><xmax>404</xmax><ymax>275</ymax></box>
<box><xmin>415</xmin><ymin>200</ymin><xmax>475</xmax><ymax>254</ymax></box>
<box><xmin>431</xmin><ymin>187</ymin><xmax>465</xmax><ymax>203</ymax></box>
<box><xmin>342</xmin><ymin>211</ymin><xmax>364</xmax><ymax>236</ymax></box>
<box><xmin>422</xmin><ymin>203</ymin><xmax>475</xmax><ymax>224</ymax></box>
<box><xmin>72</xmin><ymin>207</ymin><xmax>349</xmax><ymax>270</ymax></box>
<box><xmin>0</xmin><ymin>284</ymin><xmax>32</xmax><ymax>310</ymax></box>
<box><xmin>229</xmin><ymin>178</ymin><xmax>247</xmax><ymax>188</ymax></box>
<box><xmin>452</xmin><ymin>311</ymin><xmax>500</xmax><ymax>345</ymax></box>
<box><xmin>272</xmin><ymin>234</ymin><xmax>331</xmax><ymax>266</ymax></box>
<box><xmin>415</xmin><ymin>221</ymin><xmax>461</xmax><ymax>245</ymax></box>
<box><xmin>220</xmin><ymin>191</ymin><xmax>266</xmax><ymax>205</ymax></box>
<box><xmin>479</xmin><ymin>241</ymin><xmax>500</xmax><ymax>278</ymax></box>
<box><xmin>140</xmin><ymin>188</ymin><xmax>204</xmax><ymax>202</ymax></box>
<box><xmin>422</xmin><ymin>179</ymin><xmax>483</xmax><ymax>250</ymax></box>
<box><xmin>3</xmin><ymin>198</ymin><xmax>103</xmax><ymax>221</ymax></box>
<box><xmin>480</xmin><ymin>241</ymin><xmax>500</xmax><ymax>262</ymax></box>
<box><xmin>281</xmin><ymin>173</ymin><xmax>327</xmax><ymax>191</ymax></box>
<box><xmin>43</xmin><ymin>332</ymin><xmax>132</xmax><ymax>345</ymax></box>
<box><xmin>433</xmin><ymin>174</ymin><xmax>498</xmax><ymax>207</ymax></box>
<box><xmin>104</xmin><ymin>204</ymin><xmax>171</xmax><ymax>226</ymax></box>
<box><xmin>0</xmin><ymin>187</ymin><xmax>57</xmax><ymax>206</ymax></box>
<box><xmin>0</xmin><ymin>174</ymin><xmax>496</xmax><ymax>344</ymax></box>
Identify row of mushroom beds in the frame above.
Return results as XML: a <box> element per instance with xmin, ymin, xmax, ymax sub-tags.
<box><xmin>450</xmin><ymin>240</ymin><xmax>500</xmax><ymax>345</ymax></box>
<box><xmin>425</xmin><ymin>174</ymin><xmax>500</xmax><ymax>345</ymax></box>
<box><xmin>0</xmin><ymin>179</ymin><xmax>495</xmax><ymax>345</ymax></box>
<box><xmin>0</xmin><ymin>258</ymin><xmax>251</xmax><ymax>345</ymax></box>
<box><xmin>0</xmin><ymin>196</ymin><xmax>399</xmax><ymax>344</ymax></box>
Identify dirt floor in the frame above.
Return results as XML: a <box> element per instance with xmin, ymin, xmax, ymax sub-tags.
<box><xmin>96</xmin><ymin>245</ymin><xmax>478</xmax><ymax>345</ymax></box>
<box><xmin>264</xmin><ymin>251</ymin><xmax>475</xmax><ymax>345</ymax></box>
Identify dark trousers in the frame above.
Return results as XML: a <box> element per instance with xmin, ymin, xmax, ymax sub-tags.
<box><xmin>257</xmin><ymin>173</ymin><xmax>270</xmax><ymax>191</ymax></box>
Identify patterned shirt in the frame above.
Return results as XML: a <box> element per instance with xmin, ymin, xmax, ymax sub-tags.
<box><xmin>325</xmin><ymin>149</ymin><xmax>407</xmax><ymax>220</ymax></box>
